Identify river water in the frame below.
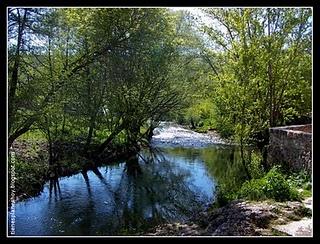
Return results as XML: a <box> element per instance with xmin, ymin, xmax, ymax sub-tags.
<box><xmin>9</xmin><ymin>122</ymin><xmax>247</xmax><ymax>236</ymax></box>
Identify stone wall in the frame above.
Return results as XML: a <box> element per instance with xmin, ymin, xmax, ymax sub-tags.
<box><xmin>267</xmin><ymin>124</ymin><xmax>312</xmax><ymax>174</ymax></box>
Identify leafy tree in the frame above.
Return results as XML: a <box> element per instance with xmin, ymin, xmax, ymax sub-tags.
<box><xmin>201</xmin><ymin>8</ymin><xmax>311</xmax><ymax>143</ymax></box>
<box><xmin>8</xmin><ymin>7</ymin><xmax>311</xmax><ymax>179</ymax></box>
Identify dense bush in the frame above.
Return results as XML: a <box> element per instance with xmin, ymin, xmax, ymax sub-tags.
<box><xmin>213</xmin><ymin>184</ymin><xmax>238</xmax><ymax>207</ymax></box>
<box><xmin>213</xmin><ymin>164</ymin><xmax>304</xmax><ymax>207</ymax></box>
<box><xmin>239</xmin><ymin>166</ymin><xmax>300</xmax><ymax>202</ymax></box>
<box><xmin>10</xmin><ymin>156</ymin><xmax>48</xmax><ymax>199</ymax></box>
<box><xmin>245</xmin><ymin>150</ymin><xmax>265</xmax><ymax>179</ymax></box>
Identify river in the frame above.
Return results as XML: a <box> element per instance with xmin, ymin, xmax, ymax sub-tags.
<box><xmin>8</xmin><ymin>122</ymin><xmax>247</xmax><ymax>236</ymax></box>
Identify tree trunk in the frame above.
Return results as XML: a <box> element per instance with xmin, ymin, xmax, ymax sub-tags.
<box><xmin>8</xmin><ymin>9</ymin><xmax>28</xmax><ymax>135</ymax></box>
<box><xmin>85</xmin><ymin>114</ymin><xmax>96</xmax><ymax>150</ymax></box>
<box><xmin>267</xmin><ymin>8</ymin><xmax>277</xmax><ymax>128</ymax></box>
<box><xmin>240</xmin><ymin>137</ymin><xmax>251</xmax><ymax>180</ymax></box>
<box><xmin>61</xmin><ymin>112</ymin><xmax>66</xmax><ymax>135</ymax></box>
<box><xmin>146</xmin><ymin>125</ymin><xmax>154</xmax><ymax>141</ymax></box>
<box><xmin>8</xmin><ymin>118</ymin><xmax>35</xmax><ymax>148</ymax></box>
<box><xmin>46</xmin><ymin>122</ymin><xmax>54</xmax><ymax>166</ymax></box>
<box><xmin>190</xmin><ymin>117</ymin><xmax>196</xmax><ymax>129</ymax></box>
<box><xmin>95</xmin><ymin>124</ymin><xmax>124</xmax><ymax>155</ymax></box>
<box><xmin>125</xmin><ymin>154</ymin><xmax>142</xmax><ymax>177</ymax></box>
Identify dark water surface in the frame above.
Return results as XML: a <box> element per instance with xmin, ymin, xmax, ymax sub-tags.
<box><xmin>9</xmin><ymin>125</ymin><xmax>247</xmax><ymax>236</ymax></box>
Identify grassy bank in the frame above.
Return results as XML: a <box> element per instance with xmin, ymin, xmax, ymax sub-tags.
<box><xmin>9</xmin><ymin>134</ymin><xmax>49</xmax><ymax>200</ymax></box>
<box><xmin>214</xmin><ymin>165</ymin><xmax>312</xmax><ymax>208</ymax></box>
<box><xmin>8</xmin><ymin>130</ymin><xmax>139</xmax><ymax>202</ymax></box>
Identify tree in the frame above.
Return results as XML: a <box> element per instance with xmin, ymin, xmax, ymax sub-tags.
<box><xmin>8</xmin><ymin>8</ymin><xmax>185</xmax><ymax>156</ymax></box>
<box><xmin>201</xmin><ymin>8</ymin><xmax>311</xmax><ymax>142</ymax></box>
<box><xmin>91</xmin><ymin>8</ymin><xmax>183</xmax><ymax>154</ymax></box>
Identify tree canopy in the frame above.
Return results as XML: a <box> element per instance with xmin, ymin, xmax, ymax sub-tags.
<box><xmin>8</xmin><ymin>7</ymin><xmax>312</xmax><ymax>154</ymax></box>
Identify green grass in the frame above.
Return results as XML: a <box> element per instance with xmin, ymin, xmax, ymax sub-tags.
<box><xmin>238</xmin><ymin>166</ymin><xmax>301</xmax><ymax>202</ymax></box>
<box><xmin>214</xmin><ymin>165</ymin><xmax>310</xmax><ymax>207</ymax></box>
<box><xmin>300</xmin><ymin>189</ymin><xmax>312</xmax><ymax>198</ymax></box>
<box><xmin>194</xmin><ymin>127</ymin><xmax>209</xmax><ymax>133</ymax></box>
<box><xmin>9</xmin><ymin>155</ymin><xmax>48</xmax><ymax>199</ymax></box>
<box><xmin>19</xmin><ymin>129</ymin><xmax>47</xmax><ymax>142</ymax></box>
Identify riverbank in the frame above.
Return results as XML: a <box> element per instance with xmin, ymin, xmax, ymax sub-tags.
<box><xmin>146</xmin><ymin>197</ymin><xmax>312</xmax><ymax>236</ymax></box>
<box><xmin>9</xmin><ymin>138</ymin><xmax>139</xmax><ymax>201</ymax></box>
<box><xmin>146</xmin><ymin>123</ymin><xmax>313</xmax><ymax>236</ymax></box>
<box><xmin>9</xmin><ymin>139</ymin><xmax>49</xmax><ymax>200</ymax></box>
<box><xmin>9</xmin><ymin>123</ymin><xmax>312</xmax><ymax>236</ymax></box>
<box><xmin>9</xmin><ymin>122</ymin><xmax>230</xmax><ymax>201</ymax></box>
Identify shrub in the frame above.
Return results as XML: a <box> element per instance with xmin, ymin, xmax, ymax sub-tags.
<box><xmin>287</xmin><ymin>170</ymin><xmax>311</xmax><ymax>189</ymax></box>
<box><xmin>238</xmin><ymin>178</ymin><xmax>268</xmax><ymax>200</ymax></box>
<box><xmin>246</xmin><ymin>150</ymin><xmax>265</xmax><ymax>179</ymax></box>
<box><xmin>238</xmin><ymin>166</ymin><xmax>301</xmax><ymax>202</ymax></box>
<box><xmin>213</xmin><ymin>184</ymin><xmax>238</xmax><ymax>207</ymax></box>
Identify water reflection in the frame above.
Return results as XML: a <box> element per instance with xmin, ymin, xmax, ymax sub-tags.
<box><xmin>49</xmin><ymin>178</ymin><xmax>62</xmax><ymax>202</ymax></box>
<box><xmin>81</xmin><ymin>170</ymin><xmax>92</xmax><ymax>196</ymax></box>
<box><xmin>161</xmin><ymin>146</ymin><xmax>248</xmax><ymax>193</ymax></box>
<box><xmin>11</xmin><ymin>145</ymin><xmax>248</xmax><ymax>236</ymax></box>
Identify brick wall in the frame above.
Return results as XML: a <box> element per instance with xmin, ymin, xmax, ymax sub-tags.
<box><xmin>267</xmin><ymin>124</ymin><xmax>312</xmax><ymax>174</ymax></box>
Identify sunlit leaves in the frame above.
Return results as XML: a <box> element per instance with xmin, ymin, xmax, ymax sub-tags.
<box><xmin>200</xmin><ymin>8</ymin><xmax>311</xmax><ymax>142</ymax></box>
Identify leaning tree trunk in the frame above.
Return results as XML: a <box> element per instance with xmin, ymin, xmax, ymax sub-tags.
<box><xmin>125</xmin><ymin>154</ymin><xmax>142</xmax><ymax>177</ymax></box>
<box><xmin>8</xmin><ymin>118</ymin><xmax>35</xmax><ymax>149</ymax></box>
<box><xmin>190</xmin><ymin>117</ymin><xmax>196</xmax><ymax>129</ymax></box>
<box><xmin>8</xmin><ymin>9</ymin><xmax>28</xmax><ymax>136</ymax></box>
<box><xmin>85</xmin><ymin>113</ymin><xmax>97</xmax><ymax>152</ymax></box>
<box><xmin>95</xmin><ymin>123</ymin><xmax>125</xmax><ymax>155</ymax></box>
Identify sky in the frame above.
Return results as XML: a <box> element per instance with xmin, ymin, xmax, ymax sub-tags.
<box><xmin>168</xmin><ymin>7</ymin><xmax>215</xmax><ymax>27</ymax></box>
<box><xmin>8</xmin><ymin>7</ymin><xmax>218</xmax><ymax>50</ymax></box>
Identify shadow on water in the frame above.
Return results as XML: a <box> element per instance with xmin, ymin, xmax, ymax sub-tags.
<box><xmin>161</xmin><ymin>145</ymin><xmax>249</xmax><ymax>195</ymax></box>
<box><xmin>49</xmin><ymin>178</ymin><xmax>62</xmax><ymax>202</ymax></box>
<box><xmin>81</xmin><ymin>170</ymin><xmax>92</xmax><ymax>196</ymax></box>
<box><xmin>98</xmin><ymin>153</ymin><xmax>206</xmax><ymax>235</ymax></box>
<box><xmin>10</xmin><ymin>144</ymin><xmax>250</xmax><ymax>236</ymax></box>
<box><xmin>124</xmin><ymin>154</ymin><xmax>142</xmax><ymax>177</ymax></box>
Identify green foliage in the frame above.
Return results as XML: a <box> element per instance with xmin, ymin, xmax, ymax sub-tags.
<box><xmin>287</xmin><ymin>170</ymin><xmax>311</xmax><ymax>189</ymax></box>
<box><xmin>214</xmin><ymin>184</ymin><xmax>238</xmax><ymax>207</ymax></box>
<box><xmin>212</xmin><ymin>116</ymin><xmax>234</xmax><ymax>139</ymax></box>
<box><xmin>287</xmin><ymin>170</ymin><xmax>312</xmax><ymax>197</ymax></box>
<box><xmin>8</xmin><ymin>8</ymin><xmax>186</xmax><ymax>151</ymax></box>
<box><xmin>193</xmin><ymin>8</ymin><xmax>311</xmax><ymax>143</ymax></box>
<box><xmin>19</xmin><ymin>130</ymin><xmax>48</xmax><ymax>142</ymax></box>
<box><xmin>212</xmin><ymin>149</ymin><xmax>309</xmax><ymax>206</ymax></box>
<box><xmin>9</xmin><ymin>153</ymin><xmax>49</xmax><ymax>198</ymax></box>
<box><xmin>9</xmin><ymin>7</ymin><xmax>311</xmax><ymax>150</ymax></box>
<box><xmin>238</xmin><ymin>166</ymin><xmax>301</xmax><ymax>202</ymax></box>
<box><xmin>238</xmin><ymin>178</ymin><xmax>267</xmax><ymax>201</ymax></box>
<box><xmin>246</xmin><ymin>150</ymin><xmax>265</xmax><ymax>179</ymax></box>
<box><xmin>184</xmin><ymin>99</ymin><xmax>215</xmax><ymax>129</ymax></box>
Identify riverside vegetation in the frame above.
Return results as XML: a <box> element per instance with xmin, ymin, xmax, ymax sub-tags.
<box><xmin>8</xmin><ymin>7</ymin><xmax>312</xmax><ymax>236</ymax></box>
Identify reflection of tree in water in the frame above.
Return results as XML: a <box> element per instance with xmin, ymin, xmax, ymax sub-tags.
<box><xmin>158</xmin><ymin>147</ymin><xmax>201</xmax><ymax>164</ymax></box>
<box><xmin>47</xmin><ymin>173</ymin><xmax>96</xmax><ymax>235</ymax></box>
<box><xmin>79</xmin><ymin>170</ymin><xmax>95</xmax><ymax>235</ymax></box>
<box><xmin>99</xmin><ymin>153</ymin><xmax>207</xmax><ymax>235</ymax></box>
<box><xmin>200</xmin><ymin>146</ymin><xmax>248</xmax><ymax>192</ymax></box>
<box><xmin>161</xmin><ymin>146</ymin><xmax>249</xmax><ymax>192</ymax></box>
<box><xmin>49</xmin><ymin>177</ymin><xmax>62</xmax><ymax>202</ymax></box>
<box><xmin>45</xmin><ymin>150</ymin><xmax>211</xmax><ymax>235</ymax></box>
